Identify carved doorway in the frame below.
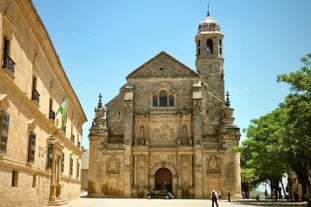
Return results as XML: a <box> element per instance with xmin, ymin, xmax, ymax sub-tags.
<box><xmin>155</xmin><ymin>167</ymin><xmax>172</xmax><ymax>192</ymax></box>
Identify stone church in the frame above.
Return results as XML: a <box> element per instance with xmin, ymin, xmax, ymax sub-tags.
<box><xmin>88</xmin><ymin>11</ymin><xmax>241</xmax><ymax>199</ymax></box>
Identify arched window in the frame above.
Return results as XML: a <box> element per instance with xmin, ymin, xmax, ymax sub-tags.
<box><xmin>169</xmin><ymin>95</ymin><xmax>174</xmax><ymax>106</ymax></box>
<box><xmin>153</xmin><ymin>95</ymin><xmax>158</xmax><ymax>106</ymax></box>
<box><xmin>206</xmin><ymin>39</ymin><xmax>213</xmax><ymax>54</ymax></box>
<box><xmin>159</xmin><ymin>91</ymin><xmax>167</xmax><ymax>106</ymax></box>
<box><xmin>152</xmin><ymin>91</ymin><xmax>175</xmax><ymax>107</ymax></box>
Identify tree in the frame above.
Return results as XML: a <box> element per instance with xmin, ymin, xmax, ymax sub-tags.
<box><xmin>277</xmin><ymin>53</ymin><xmax>311</xmax><ymax>203</ymax></box>
<box><xmin>240</xmin><ymin>54</ymin><xmax>311</xmax><ymax>205</ymax></box>
<box><xmin>239</xmin><ymin>107</ymin><xmax>288</xmax><ymax>196</ymax></box>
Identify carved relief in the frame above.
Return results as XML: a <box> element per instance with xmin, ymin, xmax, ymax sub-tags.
<box><xmin>205</xmin><ymin>155</ymin><xmax>221</xmax><ymax>174</ymax></box>
<box><xmin>125</xmin><ymin>102</ymin><xmax>132</xmax><ymax>114</ymax></box>
<box><xmin>180</xmin><ymin>124</ymin><xmax>192</xmax><ymax>145</ymax></box>
<box><xmin>151</xmin><ymin>123</ymin><xmax>175</xmax><ymax>144</ymax></box>
<box><xmin>106</xmin><ymin>155</ymin><xmax>121</xmax><ymax>174</ymax></box>
<box><xmin>193</xmin><ymin>100</ymin><xmax>201</xmax><ymax>113</ymax></box>
<box><xmin>150</xmin><ymin>154</ymin><xmax>176</xmax><ymax>168</ymax></box>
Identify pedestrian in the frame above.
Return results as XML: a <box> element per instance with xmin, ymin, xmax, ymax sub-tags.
<box><xmin>211</xmin><ymin>189</ymin><xmax>219</xmax><ymax>207</ymax></box>
<box><xmin>227</xmin><ymin>191</ymin><xmax>231</xmax><ymax>202</ymax></box>
<box><xmin>264</xmin><ymin>189</ymin><xmax>268</xmax><ymax>199</ymax></box>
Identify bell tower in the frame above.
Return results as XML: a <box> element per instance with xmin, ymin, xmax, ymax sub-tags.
<box><xmin>195</xmin><ymin>10</ymin><xmax>224</xmax><ymax>99</ymax></box>
<box><xmin>195</xmin><ymin>9</ymin><xmax>225</xmax><ymax>136</ymax></box>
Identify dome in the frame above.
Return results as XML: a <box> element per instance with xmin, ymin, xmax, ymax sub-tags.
<box><xmin>198</xmin><ymin>13</ymin><xmax>220</xmax><ymax>33</ymax></box>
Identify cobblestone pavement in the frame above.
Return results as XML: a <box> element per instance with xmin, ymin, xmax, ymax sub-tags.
<box><xmin>48</xmin><ymin>198</ymin><xmax>308</xmax><ymax>207</ymax></box>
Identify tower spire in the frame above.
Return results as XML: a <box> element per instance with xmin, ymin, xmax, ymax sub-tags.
<box><xmin>207</xmin><ymin>2</ymin><xmax>210</xmax><ymax>16</ymax></box>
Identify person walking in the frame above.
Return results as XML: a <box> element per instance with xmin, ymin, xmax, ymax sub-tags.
<box><xmin>227</xmin><ymin>191</ymin><xmax>231</xmax><ymax>202</ymax></box>
<box><xmin>211</xmin><ymin>189</ymin><xmax>219</xmax><ymax>207</ymax></box>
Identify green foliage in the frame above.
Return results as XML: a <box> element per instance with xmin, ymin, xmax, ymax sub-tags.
<box><xmin>239</xmin><ymin>107</ymin><xmax>288</xmax><ymax>190</ymax></box>
<box><xmin>240</xmin><ymin>53</ymin><xmax>311</xmax><ymax>199</ymax></box>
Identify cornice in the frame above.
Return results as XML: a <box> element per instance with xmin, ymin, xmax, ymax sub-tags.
<box><xmin>14</xmin><ymin>0</ymin><xmax>87</xmax><ymax>123</ymax></box>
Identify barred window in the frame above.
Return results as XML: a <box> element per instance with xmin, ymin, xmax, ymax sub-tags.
<box><xmin>27</xmin><ymin>131</ymin><xmax>36</xmax><ymax>163</ymax></box>
<box><xmin>0</xmin><ymin>110</ymin><xmax>9</xmax><ymax>154</ymax></box>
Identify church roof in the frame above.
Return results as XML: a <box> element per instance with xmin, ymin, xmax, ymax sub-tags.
<box><xmin>126</xmin><ymin>51</ymin><xmax>199</xmax><ymax>79</ymax></box>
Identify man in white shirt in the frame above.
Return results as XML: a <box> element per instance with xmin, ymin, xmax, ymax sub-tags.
<box><xmin>211</xmin><ymin>189</ymin><xmax>219</xmax><ymax>207</ymax></box>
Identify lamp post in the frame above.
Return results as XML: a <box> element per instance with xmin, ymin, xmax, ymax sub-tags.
<box><xmin>47</xmin><ymin>135</ymin><xmax>56</xmax><ymax>169</ymax></box>
<box><xmin>48</xmin><ymin>134</ymin><xmax>57</xmax><ymax>202</ymax></box>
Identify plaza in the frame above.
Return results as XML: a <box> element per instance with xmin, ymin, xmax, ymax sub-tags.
<box><xmin>47</xmin><ymin>198</ymin><xmax>308</xmax><ymax>207</ymax></box>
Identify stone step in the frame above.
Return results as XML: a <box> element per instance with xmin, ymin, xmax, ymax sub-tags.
<box><xmin>47</xmin><ymin>199</ymin><xmax>69</xmax><ymax>206</ymax></box>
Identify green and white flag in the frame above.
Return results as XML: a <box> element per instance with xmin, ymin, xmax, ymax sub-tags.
<box><xmin>57</xmin><ymin>96</ymin><xmax>68</xmax><ymax>128</ymax></box>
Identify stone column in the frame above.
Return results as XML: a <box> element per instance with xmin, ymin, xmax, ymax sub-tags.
<box><xmin>123</xmin><ymin>85</ymin><xmax>134</xmax><ymax>197</ymax></box>
<box><xmin>56</xmin><ymin>155</ymin><xmax>62</xmax><ymax>198</ymax></box>
<box><xmin>193</xmin><ymin>99</ymin><xmax>203</xmax><ymax>198</ymax></box>
<box><xmin>49</xmin><ymin>152</ymin><xmax>57</xmax><ymax>201</ymax></box>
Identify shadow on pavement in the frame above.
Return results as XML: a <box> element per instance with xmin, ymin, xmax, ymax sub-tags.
<box><xmin>231</xmin><ymin>199</ymin><xmax>308</xmax><ymax>206</ymax></box>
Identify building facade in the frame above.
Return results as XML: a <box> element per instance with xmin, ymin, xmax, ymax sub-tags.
<box><xmin>88</xmin><ymin>12</ymin><xmax>241</xmax><ymax>199</ymax></box>
<box><xmin>0</xmin><ymin>1</ymin><xmax>87</xmax><ymax>206</ymax></box>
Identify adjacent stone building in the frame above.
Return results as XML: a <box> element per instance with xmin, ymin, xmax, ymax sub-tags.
<box><xmin>88</xmin><ymin>11</ymin><xmax>241</xmax><ymax>199</ymax></box>
<box><xmin>0</xmin><ymin>1</ymin><xmax>87</xmax><ymax>206</ymax></box>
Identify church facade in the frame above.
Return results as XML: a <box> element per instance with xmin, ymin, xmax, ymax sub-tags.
<box><xmin>88</xmin><ymin>12</ymin><xmax>241</xmax><ymax>199</ymax></box>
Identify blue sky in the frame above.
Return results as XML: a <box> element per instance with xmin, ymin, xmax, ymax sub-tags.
<box><xmin>31</xmin><ymin>0</ymin><xmax>311</xmax><ymax>148</ymax></box>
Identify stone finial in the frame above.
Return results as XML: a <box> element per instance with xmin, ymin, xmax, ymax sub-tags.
<box><xmin>225</xmin><ymin>91</ymin><xmax>230</xmax><ymax>108</ymax></box>
<box><xmin>98</xmin><ymin>93</ymin><xmax>103</xmax><ymax>108</ymax></box>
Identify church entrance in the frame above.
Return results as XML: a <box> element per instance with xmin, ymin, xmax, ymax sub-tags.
<box><xmin>155</xmin><ymin>168</ymin><xmax>172</xmax><ymax>192</ymax></box>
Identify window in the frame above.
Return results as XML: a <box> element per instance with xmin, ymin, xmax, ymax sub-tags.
<box><xmin>206</xmin><ymin>39</ymin><xmax>213</xmax><ymax>54</ymax></box>
<box><xmin>197</xmin><ymin>40</ymin><xmax>201</xmax><ymax>55</ymax></box>
<box><xmin>2</xmin><ymin>37</ymin><xmax>9</xmax><ymax>67</ymax></box>
<box><xmin>219</xmin><ymin>39</ymin><xmax>222</xmax><ymax>55</ymax></box>
<box><xmin>47</xmin><ymin>144</ymin><xmax>53</xmax><ymax>169</ymax></box>
<box><xmin>169</xmin><ymin>95</ymin><xmax>174</xmax><ymax>106</ymax></box>
<box><xmin>2</xmin><ymin>37</ymin><xmax>15</xmax><ymax>74</ymax></box>
<box><xmin>152</xmin><ymin>95</ymin><xmax>158</xmax><ymax>107</ymax></box>
<box><xmin>61</xmin><ymin>152</ymin><xmax>64</xmax><ymax>173</ymax></box>
<box><xmin>0</xmin><ymin>110</ymin><xmax>9</xmax><ymax>154</ymax></box>
<box><xmin>159</xmin><ymin>91</ymin><xmax>168</xmax><ymax>106</ymax></box>
<box><xmin>27</xmin><ymin>131</ymin><xmax>36</xmax><ymax>163</ymax></box>
<box><xmin>70</xmin><ymin>157</ymin><xmax>73</xmax><ymax>176</ymax></box>
<box><xmin>152</xmin><ymin>90</ymin><xmax>175</xmax><ymax>107</ymax></box>
<box><xmin>12</xmin><ymin>170</ymin><xmax>18</xmax><ymax>187</ymax></box>
<box><xmin>49</xmin><ymin>99</ymin><xmax>55</xmax><ymax>120</ymax></box>
<box><xmin>76</xmin><ymin>161</ymin><xmax>80</xmax><ymax>178</ymax></box>
<box><xmin>31</xmin><ymin>76</ymin><xmax>40</xmax><ymax>103</ymax></box>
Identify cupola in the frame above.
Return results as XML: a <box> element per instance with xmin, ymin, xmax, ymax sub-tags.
<box><xmin>198</xmin><ymin>11</ymin><xmax>220</xmax><ymax>33</ymax></box>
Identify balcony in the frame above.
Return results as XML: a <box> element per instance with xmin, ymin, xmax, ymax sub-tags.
<box><xmin>2</xmin><ymin>55</ymin><xmax>15</xmax><ymax>75</ymax></box>
<box><xmin>32</xmin><ymin>90</ymin><xmax>40</xmax><ymax>104</ymax></box>
<box><xmin>49</xmin><ymin>110</ymin><xmax>56</xmax><ymax>121</ymax></box>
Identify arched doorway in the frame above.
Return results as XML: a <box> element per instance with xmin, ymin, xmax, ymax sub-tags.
<box><xmin>155</xmin><ymin>168</ymin><xmax>172</xmax><ymax>192</ymax></box>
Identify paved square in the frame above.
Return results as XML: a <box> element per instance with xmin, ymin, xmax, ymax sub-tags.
<box><xmin>47</xmin><ymin>198</ymin><xmax>308</xmax><ymax>207</ymax></box>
